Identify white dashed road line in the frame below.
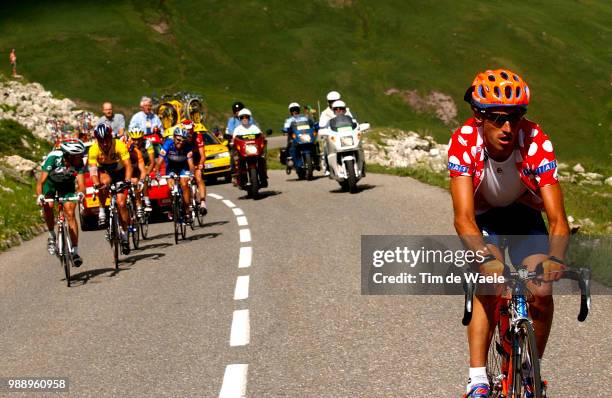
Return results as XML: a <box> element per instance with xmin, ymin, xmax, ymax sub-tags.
<box><xmin>210</xmin><ymin>194</ymin><xmax>254</xmax><ymax>397</ymax></box>
<box><xmin>238</xmin><ymin>247</ymin><xmax>252</xmax><ymax>269</ymax></box>
<box><xmin>239</xmin><ymin>229</ymin><xmax>252</xmax><ymax>243</ymax></box>
<box><xmin>222</xmin><ymin>199</ymin><xmax>236</xmax><ymax>208</ymax></box>
<box><xmin>230</xmin><ymin>309</ymin><xmax>250</xmax><ymax>347</ymax></box>
<box><xmin>234</xmin><ymin>275</ymin><xmax>249</xmax><ymax>300</ymax></box>
<box><xmin>219</xmin><ymin>364</ymin><xmax>248</xmax><ymax>398</ymax></box>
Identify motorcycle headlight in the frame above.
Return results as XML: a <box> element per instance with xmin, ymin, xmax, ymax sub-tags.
<box><xmin>340</xmin><ymin>136</ymin><xmax>354</xmax><ymax>147</ymax></box>
<box><xmin>245</xmin><ymin>144</ymin><xmax>258</xmax><ymax>155</ymax></box>
<box><xmin>299</xmin><ymin>134</ymin><xmax>312</xmax><ymax>143</ymax></box>
<box><xmin>214</xmin><ymin>152</ymin><xmax>230</xmax><ymax>159</ymax></box>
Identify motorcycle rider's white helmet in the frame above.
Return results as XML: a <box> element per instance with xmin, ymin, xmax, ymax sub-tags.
<box><xmin>238</xmin><ymin>108</ymin><xmax>252</xmax><ymax>118</ymax></box>
<box><xmin>331</xmin><ymin>100</ymin><xmax>346</xmax><ymax>109</ymax></box>
<box><xmin>326</xmin><ymin>91</ymin><xmax>341</xmax><ymax>101</ymax></box>
<box><xmin>288</xmin><ymin>102</ymin><xmax>300</xmax><ymax>110</ymax></box>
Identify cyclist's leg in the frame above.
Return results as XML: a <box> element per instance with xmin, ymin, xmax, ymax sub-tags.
<box><xmin>112</xmin><ymin>168</ymin><xmax>129</xmax><ymax>230</ymax></box>
<box><xmin>63</xmin><ymin>201</ymin><xmax>78</xmax><ymax>246</ymax></box>
<box><xmin>41</xmin><ymin>180</ymin><xmax>56</xmax><ymax>232</ymax></box>
<box><xmin>179</xmin><ymin>174</ymin><xmax>191</xmax><ymax>209</ymax></box>
<box><xmin>507</xmin><ymin>206</ymin><xmax>552</xmax><ymax>357</ymax></box>
<box><xmin>97</xmin><ymin>171</ymin><xmax>112</xmax><ymax>224</ymax></box>
<box><xmin>195</xmin><ymin>167</ymin><xmax>206</xmax><ymax>202</ymax></box>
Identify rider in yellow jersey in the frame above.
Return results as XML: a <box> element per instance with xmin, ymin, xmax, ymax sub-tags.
<box><xmin>89</xmin><ymin>122</ymin><xmax>133</xmax><ymax>254</ymax></box>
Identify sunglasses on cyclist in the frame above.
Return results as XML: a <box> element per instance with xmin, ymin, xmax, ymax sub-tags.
<box><xmin>240</xmin><ymin>115</ymin><xmax>250</xmax><ymax>120</ymax></box>
<box><xmin>333</xmin><ymin>107</ymin><xmax>346</xmax><ymax>112</ymax></box>
<box><xmin>174</xmin><ymin>137</ymin><xmax>185</xmax><ymax>143</ymax></box>
<box><xmin>481</xmin><ymin>110</ymin><xmax>525</xmax><ymax>126</ymax></box>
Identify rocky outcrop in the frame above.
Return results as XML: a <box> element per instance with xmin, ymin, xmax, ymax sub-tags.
<box><xmin>0</xmin><ymin>78</ymin><xmax>93</xmax><ymax>142</ymax></box>
<box><xmin>0</xmin><ymin>155</ymin><xmax>38</xmax><ymax>177</ymax></box>
<box><xmin>363</xmin><ymin>129</ymin><xmax>448</xmax><ymax>173</ymax></box>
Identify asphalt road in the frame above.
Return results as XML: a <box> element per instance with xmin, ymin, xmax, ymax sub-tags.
<box><xmin>1</xmin><ymin>170</ymin><xmax>610</xmax><ymax>397</ymax></box>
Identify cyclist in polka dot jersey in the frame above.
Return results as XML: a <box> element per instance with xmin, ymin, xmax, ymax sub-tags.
<box><xmin>448</xmin><ymin>69</ymin><xmax>570</xmax><ymax>398</ymax></box>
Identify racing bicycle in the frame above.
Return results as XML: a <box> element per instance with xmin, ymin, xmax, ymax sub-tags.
<box><xmin>462</xmin><ymin>264</ymin><xmax>591</xmax><ymax>398</ymax></box>
<box><xmin>44</xmin><ymin>195</ymin><xmax>80</xmax><ymax>287</ymax></box>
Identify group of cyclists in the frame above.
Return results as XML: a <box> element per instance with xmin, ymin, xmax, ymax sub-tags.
<box><xmin>35</xmin><ymin>67</ymin><xmax>573</xmax><ymax>397</ymax></box>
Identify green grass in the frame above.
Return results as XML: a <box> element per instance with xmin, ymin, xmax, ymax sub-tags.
<box><xmin>0</xmin><ymin>120</ymin><xmax>51</xmax><ymax>248</ymax></box>
<box><xmin>0</xmin><ymin>0</ymin><xmax>609</xmax><ymax>168</ymax></box>
<box><xmin>0</xmin><ymin>119</ymin><xmax>51</xmax><ymax>161</ymax></box>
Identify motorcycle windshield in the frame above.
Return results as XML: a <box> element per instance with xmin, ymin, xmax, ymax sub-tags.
<box><xmin>329</xmin><ymin>115</ymin><xmax>355</xmax><ymax>132</ymax></box>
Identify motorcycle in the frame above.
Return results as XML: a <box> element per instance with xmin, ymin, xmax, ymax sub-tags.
<box><xmin>232</xmin><ymin>130</ymin><xmax>271</xmax><ymax>198</ymax></box>
<box><xmin>319</xmin><ymin>115</ymin><xmax>370</xmax><ymax>193</ymax></box>
<box><xmin>283</xmin><ymin>121</ymin><xmax>320</xmax><ymax>180</ymax></box>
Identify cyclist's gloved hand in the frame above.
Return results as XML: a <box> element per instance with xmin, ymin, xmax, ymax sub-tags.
<box><xmin>36</xmin><ymin>194</ymin><xmax>45</xmax><ymax>206</ymax></box>
<box><xmin>540</xmin><ymin>256</ymin><xmax>566</xmax><ymax>282</ymax></box>
<box><xmin>77</xmin><ymin>192</ymin><xmax>85</xmax><ymax>202</ymax></box>
<box><xmin>478</xmin><ymin>254</ymin><xmax>505</xmax><ymax>277</ymax></box>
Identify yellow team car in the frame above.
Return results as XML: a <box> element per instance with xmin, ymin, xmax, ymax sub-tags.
<box><xmin>200</xmin><ymin>128</ymin><xmax>231</xmax><ymax>183</ymax></box>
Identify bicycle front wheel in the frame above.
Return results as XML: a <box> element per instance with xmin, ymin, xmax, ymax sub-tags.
<box><xmin>58</xmin><ymin>227</ymin><xmax>71</xmax><ymax>287</ymax></box>
<box><xmin>172</xmin><ymin>196</ymin><xmax>180</xmax><ymax>244</ymax></box>
<box><xmin>509</xmin><ymin>319</ymin><xmax>543</xmax><ymax>398</ymax></box>
<box><xmin>140</xmin><ymin>212</ymin><xmax>149</xmax><ymax>239</ymax></box>
<box><xmin>111</xmin><ymin>212</ymin><xmax>120</xmax><ymax>269</ymax></box>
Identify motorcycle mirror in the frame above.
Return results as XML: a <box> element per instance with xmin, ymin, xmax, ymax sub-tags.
<box><xmin>359</xmin><ymin>123</ymin><xmax>371</xmax><ymax>131</ymax></box>
<box><xmin>266</xmin><ymin>128</ymin><xmax>273</xmax><ymax>136</ymax></box>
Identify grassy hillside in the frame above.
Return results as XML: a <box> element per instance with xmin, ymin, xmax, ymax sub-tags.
<box><xmin>0</xmin><ymin>0</ymin><xmax>610</xmax><ymax>169</ymax></box>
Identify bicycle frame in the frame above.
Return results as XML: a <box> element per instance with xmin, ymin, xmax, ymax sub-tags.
<box><xmin>44</xmin><ymin>195</ymin><xmax>79</xmax><ymax>287</ymax></box>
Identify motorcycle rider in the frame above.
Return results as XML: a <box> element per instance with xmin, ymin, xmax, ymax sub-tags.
<box><xmin>282</xmin><ymin>102</ymin><xmax>317</xmax><ymax>168</ymax></box>
<box><xmin>319</xmin><ymin>91</ymin><xmax>354</xmax><ymax>130</ymax></box>
<box><xmin>319</xmin><ymin>100</ymin><xmax>358</xmax><ymax>176</ymax></box>
<box><xmin>231</xmin><ymin>108</ymin><xmax>268</xmax><ymax>186</ymax></box>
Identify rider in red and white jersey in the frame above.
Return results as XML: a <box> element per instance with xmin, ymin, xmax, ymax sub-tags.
<box><xmin>448</xmin><ymin>69</ymin><xmax>569</xmax><ymax>398</ymax></box>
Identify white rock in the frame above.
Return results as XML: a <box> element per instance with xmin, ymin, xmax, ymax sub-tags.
<box><xmin>572</xmin><ymin>163</ymin><xmax>585</xmax><ymax>173</ymax></box>
<box><xmin>1</xmin><ymin>155</ymin><xmax>38</xmax><ymax>176</ymax></box>
<box><xmin>583</xmin><ymin>172</ymin><xmax>603</xmax><ymax>180</ymax></box>
<box><xmin>605</xmin><ymin>177</ymin><xmax>612</xmax><ymax>186</ymax></box>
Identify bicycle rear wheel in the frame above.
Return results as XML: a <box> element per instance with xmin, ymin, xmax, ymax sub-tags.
<box><xmin>509</xmin><ymin>319</ymin><xmax>543</xmax><ymax>398</ymax></box>
<box><xmin>180</xmin><ymin>201</ymin><xmax>187</xmax><ymax>239</ymax></box>
<box><xmin>191</xmin><ymin>183</ymin><xmax>203</xmax><ymax>227</ymax></box>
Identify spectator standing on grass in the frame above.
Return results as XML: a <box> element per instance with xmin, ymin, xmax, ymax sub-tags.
<box><xmin>97</xmin><ymin>102</ymin><xmax>126</xmax><ymax>139</ymax></box>
<box><xmin>9</xmin><ymin>49</ymin><xmax>17</xmax><ymax>77</ymax></box>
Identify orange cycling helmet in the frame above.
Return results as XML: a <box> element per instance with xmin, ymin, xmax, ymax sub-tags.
<box><xmin>464</xmin><ymin>69</ymin><xmax>530</xmax><ymax>109</ymax></box>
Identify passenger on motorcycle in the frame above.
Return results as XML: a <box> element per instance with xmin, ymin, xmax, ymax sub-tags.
<box><xmin>282</xmin><ymin>102</ymin><xmax>317</xmax><ymax>164</ymax></box>
<box><xmin>318</xmin><ymin>91</ymin><xmax>354</xmax><ymax>130</ymax></box>
<box><xmin>125</xmin><ymin>127</ymin><xmax>155</xmax><ymax>213</ymax></box>
<box><xmin>89</xmin><ymin>122</ymin><xmax>133</xmax><ymax>254</ymax></box>
<box><xmin>449</xmin><ymin>69</ymin><xmax>568</xmax><ymax>398</ymax></box>
<box><xmin>157</xmin><ymin>127</ymin><xmax>195</xmax><ymax>220</ymax></box>
<box><xmin>226</xmin><ymin>101</ymin><xmax>258</xmax><ymax>138</ymax></box>
<box><xmin>36</xmin><ymin>139</ymin><xmax>86</xmax><ymax>266</ymax></box>
<box><xmin>183</xmin><ymin>119</ymin><xmax>208</xmax><ymax>215</ymax></box>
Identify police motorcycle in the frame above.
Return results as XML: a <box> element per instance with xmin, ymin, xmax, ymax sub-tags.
<box><xmin>282</xmin><ymin>119</ymin><xmax>320</xmax><ymax>180</ymax></box>
<box><xmin>319</xmin><ymin>115</ymin><xmax>370</xmax><ymax>193</ymax></box>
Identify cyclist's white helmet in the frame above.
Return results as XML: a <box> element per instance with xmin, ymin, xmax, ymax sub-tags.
<box><xmin>326</xmin><ymin>91</ymin><xmax>341</xmax><ymax>101</ymax></box>
<box><xmin>238</xmin><ymin>108</ymin><xmax>252</xmax><ymax>118</ymax></box>
<box><xmin>288</xmin><ymin>102</ymin><xmax>300</xmax><ymax>111</ymax></box>
<box><xmin>60</xmin><ymin>139</ymin><xmax>86</xmax><ymax>155</ymax></box>
<box><xmin>332</xmin><ymin>100</ymin><xmax>346</xmax><ymax>109</ymax></box>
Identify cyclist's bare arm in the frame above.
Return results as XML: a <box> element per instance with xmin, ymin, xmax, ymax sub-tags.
<box><xmin>540</xmin><ymin>183</ymin><xmax>570</xmax><ymax>259</ymax></box>
<box><xmin>36</xmin><ymin>171</ymin><xmax>48</xmax><ymax>197</ymax></box>
<box><xmin>187</xmin><ymin>156</ymin><xmax>195</xmax><ymax>174</ymax></box>
<box><xmin>76</xmin><ymin>174</ymin><xmax>86</xmax><ymax>194</ymax></box>
<box><xmin>450</xmin><ymin>176</ymin><xmax>491</xmax><ymax>255</ymax></box>
<box><xmin>137</xmin><ymin>161</ymin><xmax>146</xmax><ymax>180</ymax></box>
<box><xmin>123</xmin><ymin>159</ymin><xmax>133</xmax><ymax>181</ymax></box>
<box><xmin>198</xmin><ymin>147</ymin><xmax>205</xmax><ymax>168</ymax></box>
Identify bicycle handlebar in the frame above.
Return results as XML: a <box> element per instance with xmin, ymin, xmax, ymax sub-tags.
<box><xmin>462</xmin><ymin>265</ymin><xmax>591</xmax><ymax>325</ymax></box>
